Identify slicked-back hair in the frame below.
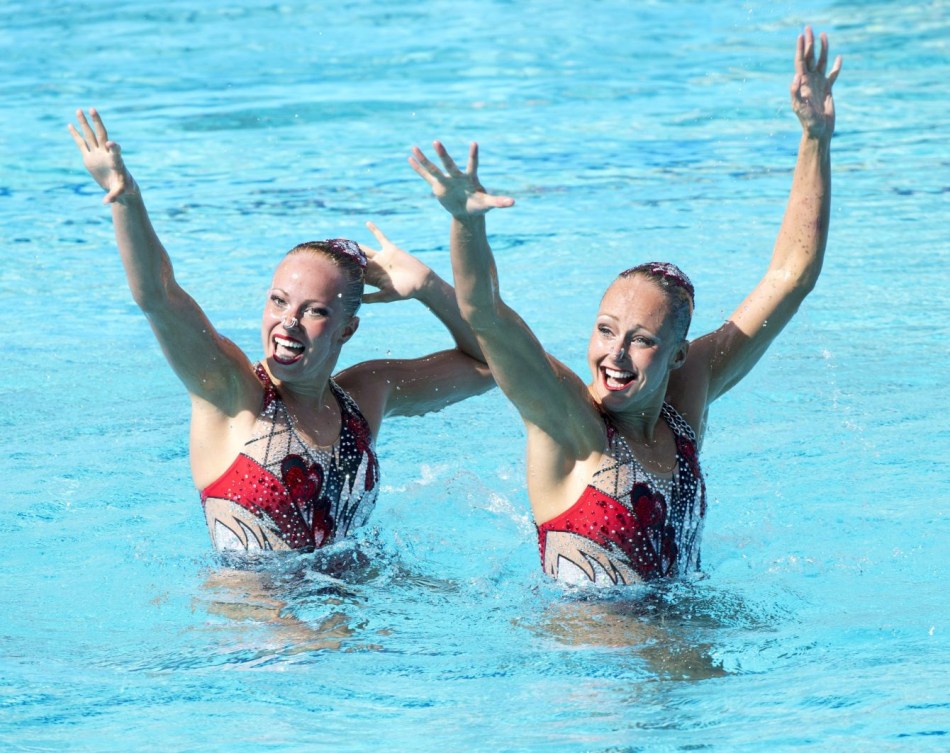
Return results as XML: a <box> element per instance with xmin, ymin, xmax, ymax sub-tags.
<box><xmin>285</xmin><ymin>241</ymin><xmax>365</xmax><ymax>317</ymax></box>
<box><xmin>616</xmin><ymin>262</ymin><xmax>694</xmax><ymax>341</ymax></box>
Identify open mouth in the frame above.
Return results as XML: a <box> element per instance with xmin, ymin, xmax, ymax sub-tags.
<box><xmin>273</xmin><ymin>334</ymin><xmax>305</xmax><ymax>364</ymax></box>
<box><xmin>602</xmin><ymin>366</ymin><xmax>635</xmax><ymax>391</ymax></box>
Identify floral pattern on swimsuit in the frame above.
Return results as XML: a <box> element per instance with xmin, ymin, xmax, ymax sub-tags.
<box><xmin>200</xmin><ymin>365</ymin><xmax>379</xmax><ymax>553</ymax></box>
<box><xmin>537</xmin><ymin>402</ymin><xmax>706</xmax><ymax>587</ymax></box>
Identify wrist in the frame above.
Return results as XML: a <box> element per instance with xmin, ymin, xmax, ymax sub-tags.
<box><xmin>801</xmin><ymin>129</ymin><xmax>833</xmax><ymax>147</ymax></box>
<box><xmin>452</xmin><ymin>213</ymin><xmax>485</xmax><ymax>233</ymax></box>
<box><xmin>413</xmin><ymin>269</ymin><xmax>446</xmax><ymax>303</ymax></box>
<box><xmin>113</xmin><ymin>172</ymin><xmax>142</xmax><ymax>205</ymax></box>
<box><xmin>800</xmin><ymin>133</ymin><xmax>832</xmax><ymax>158</ymax></box>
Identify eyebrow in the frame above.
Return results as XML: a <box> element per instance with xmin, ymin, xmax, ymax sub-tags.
<box><xmin>597</xmin><ymin>314</ymin><xmax>661</xmax><ymax>334</ymax></box>
<box><xmin>269</xmin><ymin>289</ymin><xmax>334</xmax><ymax>306</ymax></box>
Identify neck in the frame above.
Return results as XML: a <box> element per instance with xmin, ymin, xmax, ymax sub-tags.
<box><xmin>589</xmin><ymin>379</ymin><xmax>669</xmax><ymax>444</ymax></box>
<box><xmin>260</xmin><ymin>362</ymin><xmax>337</xmax><ymax>413</ymax></box>
<box><xmin>264</xmin><ymin>369</ymin><xmax>342</xmax><ymax>446</ymax></box>
<box><xmin>606</xmin><ymin>401</ymin><xmax>665</xmax><ymax>444</ymax></box>
<box><xmin>281</xmin><ymin>380</ymin><xmax>335</xmax><ymax>410</ymax></box>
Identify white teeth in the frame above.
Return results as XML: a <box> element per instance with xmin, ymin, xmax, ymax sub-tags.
<box><xmin>274</xmin><ymin>336</ymin><xmax>304</xmax><ymax>351</ymax></box>
<box><xmin>605</xmin><ymin>368</ymin><xmax>633</xmax><ymax>379</ymax></box>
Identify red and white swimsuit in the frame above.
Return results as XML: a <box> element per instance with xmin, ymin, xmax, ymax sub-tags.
<box><xmin>537</xmin><ymin>403</ymin><xmax>706</xmax><ymax>586</ymax></box>
<box><xmin>200</xmin><ymin>365</ymin><xmax>379</xmax><ymax>553</ymax></box>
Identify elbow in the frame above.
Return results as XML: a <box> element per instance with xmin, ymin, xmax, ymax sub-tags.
<box><xmin>778</xmin><ymin>282</ymin><xmax>812</xmax><ymax>316</ymax></box>
<box><xmin>796</xmin><ymin>260</ymin><xmax>826</xmax><ymax>297</ymax></box>
<box><xmin>473</xmin><ymin>362</ymin><xmax>496</xmax><ymax>393</ymax></box>
<box><xmin>771</xmin><ymin>254</ymin><xmax>825</xmax><ymax>300</ymax></box>
<box><xmin>455</xmin><ymin>357</ymin><xmax>497</xmax><ymax>400</ymax></box>
<box><xmin>798</xmin><ymin>277</ymin><xmax>819</xmax><ymax>298</ymax></box>
<box><xmin>130</xmin><ymin>282</ymin><xmax>169</xmax><ymax>314</ymax></box>
<box><xmin>131</xmin><ymin>271</ymin><xmax>179</xmax><ymax>315</ymax></box>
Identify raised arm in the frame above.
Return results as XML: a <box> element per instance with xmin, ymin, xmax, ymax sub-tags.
<box><xmin>360</xmin><ymin>220</ymin><xmax>484</xmax><ymax>362</ymax></box>
<box><xmin>335</xmin><ymin>221</ymin><xmax>494</xmax><ymax>426</ymax></box>
<box><xmin>409</xmin><ymin>143</ymin><xmax>601</xmax><ymax>454</ymax></box>
<box><xmin>691</xmin><ymin>27</ymin><xmax>842</xmax><ymax>402</ymax></box>
<box><xmin>68</xmin><ymin>109</ymin><xmax>252</xmax><ymax>409</ymax></box>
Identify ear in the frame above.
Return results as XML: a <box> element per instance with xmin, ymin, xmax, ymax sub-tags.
<box><xmin>339</xmin><ymin>316</ymin><xmax>359</xmax><ymax>344</ymax></box>
<box><xmin>669</xmin><ymin>339</ymin><xmax>689</xmax><ymax>370</ymax></box>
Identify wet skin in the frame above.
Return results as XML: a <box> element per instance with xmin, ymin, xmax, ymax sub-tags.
<box><xmin>587</xmin><ymin>276</ymin><xmax>688</xmax><ymax>417</ymax></box>
<box><xmin>260</xmin><ymin>253</ymin><xmax>359</xmax><ymax>391</ymax></box>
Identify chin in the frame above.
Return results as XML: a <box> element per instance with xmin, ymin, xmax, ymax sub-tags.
<box><xmin>600</xmin><ymin>380</ymin><xmax>647</xmax><ymax>409</ymax></box>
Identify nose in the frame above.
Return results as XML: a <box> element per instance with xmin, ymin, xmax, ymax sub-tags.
<box><xmin>282</xmin><ymin>314</ymin><xmax>299</xmax><ymax>330</ymax></box>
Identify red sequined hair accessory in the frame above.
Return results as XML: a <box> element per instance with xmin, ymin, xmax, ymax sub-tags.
<box><xmin>322</xmin><ymin>238</ymin><xmax>367</xmax><ymax>270</ymax></box>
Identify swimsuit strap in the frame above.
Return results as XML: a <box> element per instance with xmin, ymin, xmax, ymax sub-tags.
<box><xmin>600</xmin><ymin>402</ymin><xmax>694</xmax><ymax>448</ymax></box>
<box><xmin>254</xmin><ymin>363</ymin><xmax>280</xmax><ymax>409</ymax></box>
<box><xmin>327</xmin><ymin>377</ymin><xmax>375</xmax><ymax>442</ymax></box>
<box><xmin>251</xmin><ymin>364</ymin><xmax>374</xmax><ymax>445</ymax></box>
<box><xmin>660</xmin><ymin>401</ymin><xmax>697</xmax><ymax>443</ymax></box>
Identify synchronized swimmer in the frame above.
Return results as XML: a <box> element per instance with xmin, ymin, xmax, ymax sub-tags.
<box><xmin>410</xmin><ymin>26</ymin><xmax>840</xmax><ymax>586</ymax></box>
<box><xmin>70</xmin><ymin>110</ymin><xmax>492</xmax><ymax>553</ymax></box>
<box><xmin>72</xmin><ymin>26</ymin><xmax>840</xmax><ymax>586</ymax></box>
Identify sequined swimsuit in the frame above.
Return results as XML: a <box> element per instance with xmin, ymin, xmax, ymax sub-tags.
<box><xmin>200</xmin><ymin>364</ymin><xmax>379</xmax><ymax>553</ymax></box>
<box><xmin>537</xmin><ymin>403</ymin><xmax>706</xmax><ymax>586</ymax></box>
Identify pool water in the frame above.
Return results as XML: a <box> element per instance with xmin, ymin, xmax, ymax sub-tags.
<box><xmin>1</xmin><ymin>1</ymin><xmax>948</xmax><ymax>750</ymax></box>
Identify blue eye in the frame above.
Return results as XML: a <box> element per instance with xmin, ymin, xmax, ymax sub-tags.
<box><xmin>304</xmin><ymin>306</ymin><xmax>329</xmax><ymax>319</ymax></box>
<box><xmin>270</xmin><ymin>295</ymin><xmax>287</xmax><ymax>308</ymax></box>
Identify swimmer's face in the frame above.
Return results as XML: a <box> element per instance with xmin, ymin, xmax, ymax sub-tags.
<box><xmin>588</xmin><ymin>276</ymin><xmax>687</xmax><ymax>409</ymax></box>
<box><xmin>261</xmin><ymin>253</ymin><xmax>359</xmax><ymax>383</ymax></box>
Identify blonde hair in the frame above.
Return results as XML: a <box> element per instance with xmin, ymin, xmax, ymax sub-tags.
<box><xmin>285</xmin><ymin>240</ymin><xmax>365</xmax><ymax>317</ymax></box>
<box><xmin>617</xmin><ymin>262</ymin><xmax>694</xmax><ymax>340</ymax></box>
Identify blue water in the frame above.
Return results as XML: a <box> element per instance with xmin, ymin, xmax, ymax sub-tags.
<box><xmin>1</xmin><ymin>0</ymin><xmax>948</xmax><ymax>750</ymax></box>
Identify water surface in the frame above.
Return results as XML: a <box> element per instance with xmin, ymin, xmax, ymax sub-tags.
<box><xmin>1</xmin><ymin>1</ymin><xmax>947</xmax><ymax>750</ymax></box>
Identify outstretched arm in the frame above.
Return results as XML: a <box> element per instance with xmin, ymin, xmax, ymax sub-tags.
<box><xmin>68</xmin><ymin>109</ymin><xmax>251</xmax><ymax>409</ymax></box>
<box><xmin>360</xmin><ymin>221</ymin><xmax>484</xmax><ymax>362</ymax></box>
<box><xmin>691</xmin><ymin>27</ymin><xmax>842</xmax><ymax>402</ymax></box>
<box><xmin>338</xmin><ymin>220</ymin><xmax>495</xmax><ymax>424</ymax></box>
<box><xmin>410</xmin><ymin>143</ymin><xmax>601</xmax><ymax>455</ymax></box>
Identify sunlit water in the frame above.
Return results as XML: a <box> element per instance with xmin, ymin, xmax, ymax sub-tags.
<box><xmin>1</xmin><ymin>1</ymin><xmax>947</xmax><ymax>750</ymax></box>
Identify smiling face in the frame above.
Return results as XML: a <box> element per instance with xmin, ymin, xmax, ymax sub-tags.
<box><xmin>260</xmin><ymin>253</ymin><xmax>359</xmax><ymax>386</ymax></box>
<box><xmin>587</xmin><ymin>275</ymin><xmax>688</xmax><ymax>411</ymax></box>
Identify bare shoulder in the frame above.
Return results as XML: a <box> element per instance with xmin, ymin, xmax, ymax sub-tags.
<box><xmin>524</xmin><ymin>407</ymin><xmax>609</xmax><ymax>524</ymax></box>
<box><xmin>520</xmin><ymin>372</ymin><xmax>608</xmax><ymax>518</ymax></box>
<box><xmin>334</xmin><ymin>361</ymin><xmax>387</xmax><ymax>435</ymax></box>
<box><xmin>188</xmin><ymin>363</ymin><xmax>267</xmax><ymax>489</ymax></box>
<box><xmin>666</xmin><ymin>336</ymin><xmax>715</xmax><ymax>439</ymax></box>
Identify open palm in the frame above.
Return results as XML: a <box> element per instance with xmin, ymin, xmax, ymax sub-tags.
<box><xmin>410</xmin><ymin>141</ymin><xmax>514</xmax><ymax>220</ymax></box>
<box><xmin>791</xmin><ymin>27</ymin><xmax>842</xmax><ymax>140</ymax></box>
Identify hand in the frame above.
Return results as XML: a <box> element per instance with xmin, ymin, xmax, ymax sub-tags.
<box><xmin>409</xmin><ymin>141</ymin><xmax>514</xmax><ymax>220</ymax></box>
<box><xmin>361</xmin><ymin>222</ymin><xmax>432</xmax><ymax>304</ymax></box>
<box><xmin>68</xmin><ymin>108</ymin><xmax>137</xmax><ymax>203</ymax></box>
<box><xmin>791</xmin><ymin>26</ymin><xmax>842</xmax><ymax>140</ymax></box>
